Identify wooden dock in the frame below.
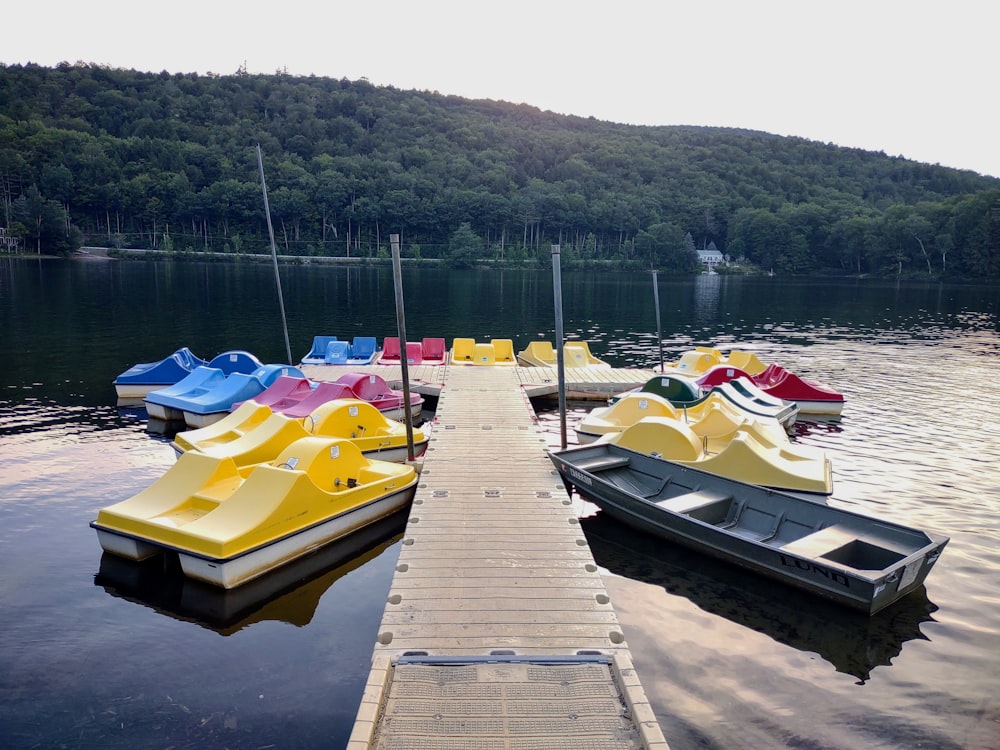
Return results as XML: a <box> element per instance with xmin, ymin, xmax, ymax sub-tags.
<box><xmin>302</xmin><ymin>363</ymin><xmax>666</xmax><ymax>749</ymax></box>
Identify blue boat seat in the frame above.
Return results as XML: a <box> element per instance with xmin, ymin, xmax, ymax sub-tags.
<box><xmin>324</xmin><ymin>341</ymin><xmax>352</xmax><ymax>365</ymax></box>
<box><xmin>351</xmin><ymin>337</ymin><xmax>377</xmax><ymax>361</ymax></box>
<box><xmin>301</xmin><ymin>336</ymin><xmax>339</xmax><ymax>364</ymax></box>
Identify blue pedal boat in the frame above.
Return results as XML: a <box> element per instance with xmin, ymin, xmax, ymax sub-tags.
<box><xmin>176</xmin><ymin>364</ymin><xmax>307</xmax><ymax>429</ymax></box>
<box><xmin>118</xmin><ymin>348</ymin><xmax>262</xmax><ymax>401</ymax></box>
<box><xmin>144</xmin><ymin>358</ymin><xmax>296</xmax><ymax>426</ymax></box>
<box><xmin>114</xmin><ymin>347</ymin><xmax>208</xmax><ymax>399</ymax></box>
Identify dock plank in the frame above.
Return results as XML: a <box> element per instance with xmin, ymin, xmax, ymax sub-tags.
<box><xmin>323</xmin><ymin>363</ymin><xmax>669</xmax><ymax>749</ymax></box>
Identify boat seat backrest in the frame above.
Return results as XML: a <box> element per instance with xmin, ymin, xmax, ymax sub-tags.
<box><xmin>422</xmin><ymin>338</ymin><xmax>446</xmax><ymax>360</ymax></box>
<box><xmin>530</xmin><ymin>341</ymin><xmax>556</xmax><ymax>361</ymax></box>
<box><xmin>176</xmin><ymin>347</ymin><xmax>203</xmax><ymax>369</ymax></box>
<box><xmin>452</xmin><ymin>338</ymin><xmax>476</xmax><ymax>362</ymax></box>
<box><xmin>695</xmin><ymin>346</ymin><xmax>724</xmax><ymax>358</ymax></box>
<box><xmin>334</xmin><ymin>372</ymin><xmax>367</xmax><ymax>394</ymax></box>
<box><xmin>352</xmin><ymin>337</ymin><xmax>377</xmax><ymax>359</ymax></box>
<box><xmin>606</xmin><ymin>393</ymin><xmax>678</xmax><ymax>426</ymax></box>
<box><xmin>343</xmin><ymin>373</ymin><xmax>389</xmax><ymax>401</ymax></box>
<box><xmin>755</xmin><ymin>363</ymin><xmax>786</xmax><ymax>385</ymax></box>
<box><xmin>381</xmin><ymin>337</ymin><xmax>401</xmax><ymax>361</ymax></box>
<box><xmin>674</xmin><ymin>350</ymin><xmax>719</xmax><ymax>373</ymax></box>
<box><xmin>725</xmin><ymin>350</ymin><xmax>767</xmax><ymax>375</ymax></box>
<box><xmin>492</xmin><ymin>339</ymin><xmax>516</xmax><ymax>363</ymax></box>
<box><xmin>305</xmin><ymin>336</ymin><xmax>339</xmax><ymax>359</ymax></box>
<box><xmin>255</xmin><ymin>364</ymin><xmax>304</xmax><ymax>387</ymax></box>
<box><xmin>254</xmin><ymin>375</ymin><xmax>307</xmax><ymax>404</ymax></box>
<box><xmin>299</xmin><ymin>382</ymin><xmax>356</xmax><ymax>407</ymax></box>
<box><xmin>564</xmin><ymin>343</ymin><xmax>590</xmax><ymax>367</ymax></box>
<box><xmin>611</xmin><ymin>416</ymin><xmax>703</xmax><ymax>462</ymax></box>
<box><xmin>474</xmin><ymin>343</ymin><xmax>496</xmax><ymax>364</ymax></box>
<box><xmin>324</xmin><ymin>341</ymin><xmax>352</xmax><ymax>364</ymax></box>
<box><xmin>172</xmin><ymin>366</ymin><xmax>226</xmax><ymax>392</ymax></box>
<box><xmin>690</xmin><ymin>404</ymin><xmax>746</xmax><ymax>438</ymax></box>
<box><xmin>405</xmin><ymin>342</ymin><xmax>424</xmax><ymax>363</ymax></box>
<box><xmin>209</xmin><ymin>350</ymin><xmax>263</xmax><ymax>375</ymax></box>
<box><xmin>273</xmin><ymin>437</ymin><xmax>366</xmax><ymax>492</ymax></box>
<box><xmin>310</xmin><ymin>399</ymin><xmax>386</xmax><ymax>437</ymax></box>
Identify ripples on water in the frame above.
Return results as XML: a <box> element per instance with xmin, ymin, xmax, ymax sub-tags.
<box><xmin>2</xmin><ymin>266</ymin><xmax>999</xmax><ymax>749</ymax></box>
<box><xmin>537</xmin><ymin>314</ymin><xmax>1000</xmax><ymax>749</ymax></box>
<box><xmin>0</xmin><ymin>400</ymin><xmax>403</xmax><ymax>748</ymax></box>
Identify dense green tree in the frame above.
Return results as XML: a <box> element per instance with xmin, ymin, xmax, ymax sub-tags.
<box><xmin>11</xmin><ymin>185</ymin><xmax>82</xmax><ymax>255</ymax></box>
<box><xmin>0</xmin><ymin>62</ymin><xmax>997</xmax><ymax>277</ymax></box>
<box><xmin>446</xmin><ymin>222</ymin><xmax>484</xmax><ymax>268</ymax></box>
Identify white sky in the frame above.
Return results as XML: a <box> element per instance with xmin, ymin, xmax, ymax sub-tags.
<box><xmin>6</xmin><ymin>1</ymin><xmax>999</xmax><ymax>178</ymax></box>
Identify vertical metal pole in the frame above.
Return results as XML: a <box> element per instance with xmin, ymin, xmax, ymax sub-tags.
<box><xmin>652</xmin><ymin>270</ymin><xmax>664</xmax><ymax>372</ymax></box>
<box><xmin>390</xmin><ymin>234</ymin><xmax>416</xmax><ymax>461</ymax></box>
<box><xmin>551</xmin><ymin>245</ymin><xmax>567</xmax><ymax>449</ymax></box>
<box><xmin>256</xmin><ymin>145</ymin><xmax>293</xmax><ymax>365</ymax></box>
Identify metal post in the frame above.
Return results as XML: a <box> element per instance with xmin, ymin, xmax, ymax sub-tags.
<box><xmin>551</xmin><ymin>245</ymin><xmax>567</xmax><ymax>449</ymax></box>
<box><xmin>256</xmin><ymin>145</ymin><xmax>293</xmax><ymax>365</ymax></box>
<box><xmin>652</xmin><ymin>270</ymin><xmax>664</xmax><ymax>372</ymax></box>
<box><xmin>390</xmin><ymin>234</ymin><xmax>416</xmax><ymax>461</ymax></box>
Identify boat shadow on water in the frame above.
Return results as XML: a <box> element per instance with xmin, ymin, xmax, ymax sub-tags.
<box><xmin>580</xmin><ymin>511</ymin><xmax>939</xmax><ymax>683</ymax></box>
<box><xmin>791</xmin><ymin>416</ymin><xmax>845</xmax><ymax>439</ymax></box>
<box><xmin>93</xmin><ymin>510</ymin><xmax>407</xmax><ymax>636</ymax></box>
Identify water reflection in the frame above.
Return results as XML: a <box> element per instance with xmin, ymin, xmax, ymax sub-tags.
<box><xmin>791</xmin><ymin>416</ymin><xmax>845</xmax><ymax>439</ymax></box>
<box><xmin>4</xmin><ymin>264</ymin><xmax>998</xmax><ymax>749</ymax></box>
<box><xmin>94</xmin><ymin>511</ymin><xmax>406</xmax><ymax>636</ymax></box>
<box><xmin>580</xmin><ymin>511</ymin><xmax>938</xmax><ymax>682</ymax></box>
<box><xmin>692</xmin><ymin>273</ymin><xmax>722</xmax><ymax>324</ymax></box>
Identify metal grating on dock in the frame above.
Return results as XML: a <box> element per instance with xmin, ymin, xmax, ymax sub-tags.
<box><xmin>367</xmin><ymin>654</ymin><xmax>647</xmax><ymax>750</ymax></box>
<box><xmin>339</xmin><ymin>365</ymin><xmax>667</xmax><ymax>749</ymax></box>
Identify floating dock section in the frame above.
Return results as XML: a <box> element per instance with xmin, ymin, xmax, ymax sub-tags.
<box><xmin>302</xmin><ymin>363</ymin><xmax>666</xmax><ymax>748</ymax></box>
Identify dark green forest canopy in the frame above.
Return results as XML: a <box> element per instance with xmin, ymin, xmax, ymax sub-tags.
<box><xmin>1</xmin><ymin>62</ymin><xmax>998</xmax><ymax>277</ymax></box>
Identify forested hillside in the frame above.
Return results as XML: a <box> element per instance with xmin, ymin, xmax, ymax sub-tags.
<box><xmin>2</xmin><ymin>62</ymin><xmax>998</xmax><ymax>277</ymax></box>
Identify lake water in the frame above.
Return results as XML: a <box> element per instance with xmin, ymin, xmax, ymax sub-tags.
<box><xmin>1</xmin><ymin>257</ymin><xmax>998</xmax><ymax>749</ymax></box>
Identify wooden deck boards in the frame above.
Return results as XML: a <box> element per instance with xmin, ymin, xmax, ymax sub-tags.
<box><xmin>301</xmin><ymin>362</ymin><xmax>655</xmax><ymax>400</ymax></box>
<box><xmin>336</xmin><ymin>364</ymin><xmax>667</xmax><ymax>749</ymax></box>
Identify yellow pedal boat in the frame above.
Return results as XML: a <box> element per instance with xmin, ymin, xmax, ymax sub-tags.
<box><xmin>91</xmin><ymin>436</ymin><xmax>419</xmax><ymax>588</ymax></box>
<box><xmin>576</xmin><ymin>391</ymin><xmax>789</xmax><ymax>448</ymax></box>
<box><xmin>601</xmin><ymin>416</ymin><xmax>832</xmax><ymax>495</ymax></box>
<box><xmin>661</xmin><ymin>346</ymin><xmax>768</xmax><ymax>377</ymax></box>
<box><xmin>172</xmin><ymin>399</ymin><xmax>430</xmax><ymax>463</ymax></box>
<box><xmin>516</xmin><ymin>340</ymin><xmax>609</xmax><ymax>368</ymax></box>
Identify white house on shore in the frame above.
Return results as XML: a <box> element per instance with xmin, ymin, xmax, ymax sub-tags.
<box><xmin>0</xmin><ymin>227</ymin><xmax>21</xmax><ymax>253</ymax></box>
<box><xmin>697</xmin><ymin>242</ymin><xmax>724</xmax><ymax>269</ymax></box>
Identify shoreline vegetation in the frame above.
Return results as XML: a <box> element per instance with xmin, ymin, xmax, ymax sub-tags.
<box><xmin>2</xmin><ymin>64</ymin><xmax>998</xmax><ymax>280</ymax></box>
<box><xmin>3</xmin><ymin>246</ymin><xmax>959</xmax><ymax>281</ymax></box>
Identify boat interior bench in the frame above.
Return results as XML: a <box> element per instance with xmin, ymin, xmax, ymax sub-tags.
<box><xmin>655</xmin><ymin>490</ymin><xmax>733</xmax><ymax>524</ymax></box>
<box><xmin>573</xmin><ymin>455</ymin><xmax>632</xmax><ymax>473</ymax></box>
<box><xmin>779</xmin><ymin>524</ymin><xmax>858</xmax><ymax>557</ymax></box>
<box><xmin>779</xmin><ymin>524</ymin><xmax>911</xmax><ymax>568</ymax></box>
<box><xmin>655</xmin><ymin>493</ymin><xmax>823</xmax><ymax>543</ymax></box>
